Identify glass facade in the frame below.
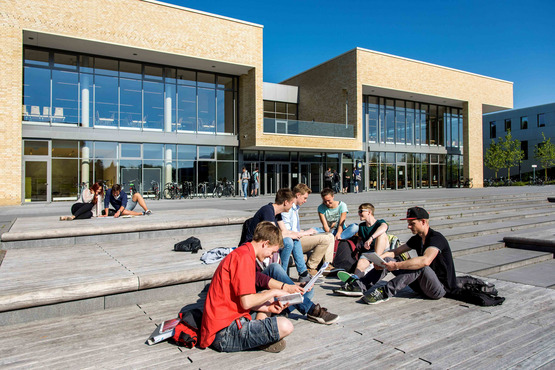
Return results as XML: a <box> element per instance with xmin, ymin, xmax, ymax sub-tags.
<box><xmin>23</xmin><ymin>139</ymin><xmax>236</xmax><ymax>201</ymax></box>
<box><xmin>363</xmin><ymin>95</ymin><xmax>463</xmax><ymax>149</ymax></box>
<box><xmin>23</xmin><ymin>47</ymin><xmax>237</xmax><ymax>135</ymax></box>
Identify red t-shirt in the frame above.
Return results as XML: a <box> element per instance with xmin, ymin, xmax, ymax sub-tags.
<box><xmin>199</xmin><ymin>242</ymin><xmax>257</xmax><ymax>348</ymax></box>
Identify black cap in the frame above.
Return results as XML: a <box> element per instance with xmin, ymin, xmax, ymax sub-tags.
<box><xmin>400</xmin><ymin>207</ymin><xmax>429</xmax><ymax>220</ymax></box>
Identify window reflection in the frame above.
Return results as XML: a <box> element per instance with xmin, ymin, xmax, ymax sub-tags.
<box><xmin>22</xmin><ymin>47</ymin><xmax>237</xmax><ymax>135</ymax></box>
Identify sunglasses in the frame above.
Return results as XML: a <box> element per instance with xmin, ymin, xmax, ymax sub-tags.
<box><xmin>358</xmin><ymin>209</ymin><xmax>370</xmax><ymax>214</ymax></box>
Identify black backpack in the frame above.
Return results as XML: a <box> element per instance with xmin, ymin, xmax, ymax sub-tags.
<box><xmin>174</xmin><ymin>237</ymin><xmax>202</xmax><ymax>253</ymax></box>
<box><xmin>447</xmin><ymin>275</ymin><xmax>505</xmax><ymax>306</ymax></box>
<box><xmin>238</xmin><ymin>217</ymin><xmax>253</xmax><ymax>247</ymax></box>
<box><xmin>332</xmin><ymin>239</ymin><xmax>359</xmax><ymax>272</ymax></box>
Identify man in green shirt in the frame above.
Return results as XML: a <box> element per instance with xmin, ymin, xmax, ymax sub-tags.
<box><xmin>335</xmin><ymin>203</ymin><xmax>389</xmax><ymax>296</ymax></box>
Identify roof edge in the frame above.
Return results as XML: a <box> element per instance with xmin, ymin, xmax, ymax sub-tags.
<box><xmin>141</xmin><ymin>0</ymin><xmax>264</xmax><ymax>28</ymax></box>
<box><xmin>280</xmin><ymin>48</ymin><xmax>357</xmax><ymax>83</ymax></box>
<box><xmin>356</xmin><ymin>47</ymin><xmax>513</xmax><ymax>85</ymax></box>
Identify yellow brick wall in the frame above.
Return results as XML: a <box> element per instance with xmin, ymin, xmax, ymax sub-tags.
<box><xmin>0</xmin><ymin>0</ymin><xmax>263</xmax><ymax>205</ymax></box>
<box><xmin>266</xmin><ymin>50</ymin><xmax>361</xmax><ymax>152</ymax></box>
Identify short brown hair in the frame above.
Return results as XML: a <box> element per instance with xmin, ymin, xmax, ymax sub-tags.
<box><xmin>112</xmin><ymin>184</ymin><xmax>122</xmax><ymax>192</ymax></box>
<box><xmin>359</xmin><ymin>203</ymin><xmax>375</xmax><ymax>215</ymax></box>
<box><xmin>292</xmin><ymin>183</ymin><xmax>312</xmax><ymax>196</ymax></box>
<box><xmin>253</xmin><ymin>221</ymin><xmax>283</xmax><ymax>247</ymax></box>
<box><xmin>320</xmin><ymin>187</ymin><xmax>334</xmax><ymax>198</ymax></box>
<box><xmin>275</xmin><ymin>188</ymin><xmax>294</xmax><ymax>205</ymax></box>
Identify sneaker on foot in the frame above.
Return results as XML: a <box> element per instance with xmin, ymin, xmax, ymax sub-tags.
<box><xmin>362</xmin><ymin>287</ymin><xmax>390</xmax><ymax>305</ymax></box>
<box><xmin>337</xmin><ymin>271</ymin><xmax>359</xmax><ymax>284</ymax></box>
<box><xmin>306</xmin><ymin>269</ymin><xmax>324</xmax><ymax>282</ymax></box>
<box><xmin>333</xmin><ymin>282</ymin><xmax>364</xmax><ymax>297</ymax></box>
<box><xmin>298</xmin><ymin>271</ymin><xmax>312</xmax><ymax>284</ymax></box>
<box><xmin>259</xmin><ymin>339</ymin><xmax>286</xmax><ymax>353</ymax></box>
<box><xmin>307</xmin><ymin>304</ymin><xmax>339</xmax><ymax>325</ymax></box>
<box><xmin>322</xmin><ymin>264</ymin><xmax>338</xmax><ymax>277</ymax></box>
<box><xmin>143</xmin><ymin>210</ymin><xmax>152</xmax><ymax>215</ymax></box>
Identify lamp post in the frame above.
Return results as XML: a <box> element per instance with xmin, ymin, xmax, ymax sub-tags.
<box><xmin>532</xmin><ymin>164</ymin><xmax>537</xmax><ymax>183</ymax></box>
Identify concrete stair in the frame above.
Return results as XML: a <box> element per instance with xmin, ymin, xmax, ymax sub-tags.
<box><xmin>0</xmin><ymin>188</ymin><xmax>554</xmax><ymax>325</ymax></box>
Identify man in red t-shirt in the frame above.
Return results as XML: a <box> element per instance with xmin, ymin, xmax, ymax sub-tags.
<box><xmin>200</xmin><ymin>222</ymin><xmax>293</xmax><ymax>353</ymax></box>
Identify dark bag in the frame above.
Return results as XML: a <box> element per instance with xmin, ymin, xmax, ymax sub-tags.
<box><xmin>238</xmin><ymin>217</ymin><xmax>253</xmax><ymax>247</ymax></box>
<box><xmin>174</xmin><ymin>237</ymin><xmax>202</xmax><ymax>253</ymax></box>
<box><xmin>170</xmin><ymin>308</ymin><xmax>203</xmax><ymax>348</ymax></box>
<box><xmin>447</xmin><ymin>275</ymin><xmax>505</xmax><ymax>306</ymax></box>
<box><xmin>332</xmin><ymin>239</ymin><xmax>359</xmax><ymax>272</ymax></box>
<box><xmin>101</xmin><ymin>209</ymin><xmax>117</xmax><ymax>216</ymax></box>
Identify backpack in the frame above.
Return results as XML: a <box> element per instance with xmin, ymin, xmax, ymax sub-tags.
<box><xmin>174</xmin><ymin>237</ymin><xmax>202</xmax><ymax>253</ymax></box>
<box><xmin>446</xmin><ymin>275</ymin><xmax>505</xmax><ymax>306</ymax></box>
<box><xmin>170</xmin><ymin>308</ymin><xmax>203</xmax><ymax>348</ymax></box>
<box><xmin>332</xmin><ymin>239</ymin><xmax>359</xmax><ymax>272</ymax></box>
<box><xmin>249</xmin><ymin>173</ymin><xmax>255</xmax><ymax>185</ymax></box>
<box><xmin>238</xmin><ymin>217</ymin><xmax>253</xmax><ymax>247</ymax></box>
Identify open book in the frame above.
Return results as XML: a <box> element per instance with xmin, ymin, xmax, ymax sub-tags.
<box><xmin>364</xmin><ymin>252</ymin><xmax>387</xmax><ymax>269</ymax></box>
<box><xmin>275</xmin><ymin>292</ymin><xmax>303</xmax><ymax>305</ymax></box>
<box><xmin>303</xmin><ymin>262</ymin><xmax>328</xmax><ymax>292</ymax></box>
<box><xmin>146</xmin><ymin>318</ymin><xmax>180</xmax><ymax>345</ymax></box>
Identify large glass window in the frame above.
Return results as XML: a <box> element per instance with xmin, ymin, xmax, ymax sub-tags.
<box><xmin>385</xmin><ymin>99</ymin><xmax>395</xmax><ymax>143</ymax></box>
<box><xmin>490</xmin><ymin>121</ymin><xmax>496</xmax><ymax>139</ymax></box>
<box><xmin>537</xmin><ymin>113</ymin><xmax>546</xmax><ymax>127</ymax></box>
<box><xmin>406</xmin><ymin>102</ymin><xmax>414</xmax><ymax>145</ymax></box>
<box><xmin>395</xmin><ymin>100</ymin><xmax>405</xmax><ymax>144</ymax></box>
<box><xmin>367</xmin><ymin>96</ymin><xmax>378</xmax><ymax>143</ymax></box>
<box><xmin>504</xmin><ymin>119</ymin><xmax>511</xmax><ymax>132</ymax></box>
<box><xmin>22</xmin><ymin>47</ymin><xmax>237</xmax><ymax>134</ymax></box>
<box><xmin>94</xmin><ymin>75</ymin><xmax>118</xmax><ymax>127</ymax></box>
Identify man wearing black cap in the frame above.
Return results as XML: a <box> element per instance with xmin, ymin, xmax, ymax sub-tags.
<box><xmin>351</xmin><ymin>206</ymin><xmax>457</xmax><ymax>304</ymax></box>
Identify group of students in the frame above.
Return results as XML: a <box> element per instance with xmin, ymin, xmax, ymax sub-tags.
<box><xmin>199</xmin><ymin>184</ymin><xmax>458</xmax><ymax>353</ymax></box>
<box><xmin>60</xmin><ymin>183</ymin><xmax>152</xmax><ymax>221</ymax></box>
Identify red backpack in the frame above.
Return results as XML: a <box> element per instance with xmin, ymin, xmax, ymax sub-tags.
<box><xmin>170</xmin><ymin>308</ymin><xmax>203</xmax><ymax>348</ymax></box>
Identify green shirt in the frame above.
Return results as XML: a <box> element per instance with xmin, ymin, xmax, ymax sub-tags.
<box><xmin>358</xmin><ymin>219</ymin><xmax>388</xmax><ymax>250</ymax></box>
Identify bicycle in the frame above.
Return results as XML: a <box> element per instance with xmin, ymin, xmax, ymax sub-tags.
<box><xmin>181</xmin><ymin>181</ymin><xmax>194</xmax><ymax>199</ymax></box>
<box><xmin>164</xmin><ymin>182</ymin><xmax>179</xmax><ymax>199</ymax></box>
<box><xmin>458</xmin><ymin>177</ymin><xmax>473</xmax><ymax>188</ymax></box>
<box><xmin>127</xmin><ymin>179</ymin><xmax>140</xmax><ymax>195</ymax></box>
<box><xmin>197</xmin><ymin>182</ymin><xmax>208</xmax><ymax>198</ymax></box>
<box><xmin>150</xmin><ymin>180</ymin><xmax>160</xmax><ymax>200</ymax></box>
<box><xmin>222</xmin><ymin>180</ymin><xmax>235</xmax><ymax>197</ymax></box>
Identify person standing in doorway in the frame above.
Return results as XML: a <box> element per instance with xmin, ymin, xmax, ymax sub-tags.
<box><xmin>241</xmin><ymin>167</ymin><xmax>250</xmax><ymax>200</ymax></box>
<box><xmin>343</xmin><ymin>168</ymin><xmax>351</xmax><ymax>194</ymax></box>
<box><xmin>324</xmin><ymin>168</ymin><xmax>333</xmax><ymax>190</ymax></box>
<box><xmin>251</xmin><ymin>167</ymin><xmax>260</xmax><ymax>197</ymax></box>
<box><xmin>353</xmin><ymin>167</ymin><xmax>361</xmax><ymax>193</ymax></box>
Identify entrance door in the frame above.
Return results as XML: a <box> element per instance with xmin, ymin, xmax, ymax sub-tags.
<box><xmin>24</xmin><ymin>160</ymin><xmax>49</xmax><ymax>202</ymax></box>
<box><xmin>265</xmin><ymin>163</ymin><xmax>290</xmax><ymax>194</ymax></box>
<box><xmin>397</xmin><ymin>164</ymin><xmax>406</xmax><ymax>189</ymax></box>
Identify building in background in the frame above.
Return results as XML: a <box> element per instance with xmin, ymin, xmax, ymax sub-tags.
<box><xmin>483</xmin><ymin>103</ymin><xmax>555</xmax><ymax>180</ymax></box>
<box><xmin>0</xmin><ymin>0</ymin><xmax>513</xmax><ymax>205</ymax></box>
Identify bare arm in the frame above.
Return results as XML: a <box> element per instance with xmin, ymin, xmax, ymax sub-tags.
<box><xmin>277</xmin><ymin>220</ymin><xmax>302</xmax><ymax>239</ymax></box>
<box><xmin>363</xmin><ymin>223</ymin><xmax>389</xmax><ymax>250</ymax></box>
<box><xmin>383</xmin><ymin>247</ymin><xmax>439</xmax><ymax>272</ymax></box>
<box><xmin>318</xmin><ymin>213</ymin><xmax>331</xmax><ymax>232</ymax></box>
<box><xmin>267</xmin><ymin>277</ymin><xmax>305</xmax><ymax>294</ymax></box>
<box><xmin>239</xmin><ymin>289</ymin><xmax>287</xmax><ymax>311</ymax></box>
<box><xmin>335</xmin><ymin>212</ymin><xmax>348</xmax><ymax>239</ymax></box>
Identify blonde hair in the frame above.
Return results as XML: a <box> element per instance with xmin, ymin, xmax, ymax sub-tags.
<box><xmin>359</xmin><ymin>203</ymin><xmax>375</xmax><ymax>216</ymax></box>
<box><xmin>292</xmin><ymin>183</ymin><xmax>312</xmax><ymax>196</ymax></box>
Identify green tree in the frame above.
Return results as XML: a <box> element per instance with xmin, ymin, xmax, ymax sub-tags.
<box><xmin>535</xmin><ymin>133</ymin><xmax>555</xmax><ymax>181</ymax></box>
<box><xmin>484</xmin><ymin>139</ymin><xmax>504</xmax><ymax>178</ymax></box>
<box><xmin>498</xmin><ymin>130</ymin><xmax>523</xmax><ymax>178</ymax></box>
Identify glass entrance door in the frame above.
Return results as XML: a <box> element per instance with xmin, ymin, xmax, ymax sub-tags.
<box><xmin>397</xmin><ymin>164</ymin><xmax>406</xmax><ymax>189</ymax></box>
<box><xmin>265</xmin><ymin>163</ymin><xmax>290</xmax><ymax>194</ymax></box>
<box><xmin>24</xmin><ymin>160</ymin><xmax>49</xmax><ymax>202</ymax></box>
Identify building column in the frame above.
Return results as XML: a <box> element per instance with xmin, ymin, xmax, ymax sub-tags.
<box><xmin>164</xmin><ymin>84</ymin><xmax>174</xmax><ymax>132</ymax></box>
<box><xmin>165</xmin><ymin>148</ymin><xmax>172</xmax><ymax>186</ymax></box>
<box><xmin>81</xmin><ymin>74</ymin><xmax>90</xmax><ymax>127</ymax></box>
<box><xmin>462</xmin><ymin>101</ymin><xmax>483</xmax><ymax>188</ymax></box>
<box><xmin>81</xmin><ymin>145</ymin><xmax>90</xmax><ymax>185</ymax></box>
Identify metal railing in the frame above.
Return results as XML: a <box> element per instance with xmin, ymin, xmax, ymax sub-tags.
<box><xmin>263</xmin><ymin>118</ymin><xmax>356</xmax><ymax>138</ymax></box>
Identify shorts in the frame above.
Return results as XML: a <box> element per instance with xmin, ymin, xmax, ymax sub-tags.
<box><xmin>125</xmin><ymin>199</ymin><xmax>137</xmax><ymax>211</ymax></box>
<box><xmin>211</xmin><ymin>316</ymin><xmax>280</xmax><ymax>352</ymax></box>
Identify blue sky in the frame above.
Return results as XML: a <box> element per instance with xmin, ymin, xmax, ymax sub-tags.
<box><xmin>168</xmin><ymin>0</ymin><xmax>554</xmax><ymax>109</ymax></box>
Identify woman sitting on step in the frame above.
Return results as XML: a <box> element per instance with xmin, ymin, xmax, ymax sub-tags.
<box><xmin>60</xmin><ymin>182</ymin><xmax>103</xmax><ymax>221</ymax></box>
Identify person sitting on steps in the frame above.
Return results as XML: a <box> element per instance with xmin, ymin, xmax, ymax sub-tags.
<box><xmin>102</xmin><ymin>184</ymin><xmax>152</xmax><ymax>217</ymax></box>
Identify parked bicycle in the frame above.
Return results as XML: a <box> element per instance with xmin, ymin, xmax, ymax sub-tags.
<box><xmin>125</xmin><ymin>179</ymin><xmax>139</xmax><ymax>195</ymax></box>
<box><xmin>458</xmin><ymin>177</ymin><xmax>473</xmax><ymax>188</ymax></box>
<box><xmin>213</xmin><ymin>180</ymin><xmax>235</xmax><ymax>197</ymax></box>
<box><xmin>181</xmin><ymin>181</ymin><xmax>194</xmax><ymax>199</ymax></box>
<box><xmin>164</xmin><ymin>182</ymin><xmax>180</xmax><ymax>199</ymax></box>
<box><xmin>150</xmin><ymin>180</ymin><xmax>160</xmax><ymax>200</ymax></box>
<box><xmin>197</xmin><ymin>182</ymin><xmax>209</xmax><ymax>198</ymax></box>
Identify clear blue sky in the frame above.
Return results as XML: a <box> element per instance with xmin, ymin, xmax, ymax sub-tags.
<box><xmin>168</xmin><ymin>0</ymin><xmax>554</xmax><ymax>109</ymax></box>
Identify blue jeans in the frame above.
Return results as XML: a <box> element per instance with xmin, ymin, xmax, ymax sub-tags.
<box><xmin>211</xmin><ymin>316</ymin><xmax>280</xmax><ymax>352</ymax></box>
<box><xmin>242</xmin><ymin>182</ymin><xmax>249</xmax><ymax>198</ymax></box>
<box><xmin>280</xmin><ymin>237</ymin><xmax>307</xmax><ymax>275</ymax></box>
<box><xmin>261</xmin><ymin>263</ymin><xmax>315</xmax><ymax>315</ymax></box>
<box><xmin>314</xmin><ymin>223</ymin><xmax>359</xmax><ymax>240</ymax></box>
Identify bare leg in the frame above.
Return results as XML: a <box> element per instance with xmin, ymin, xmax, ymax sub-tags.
<box><xmin>132</xmin><ymin>193</ymin><xmax>149</xmax><ymax>212</ymax></box>
<box><xmin>120</xmin><ymin>209</ymin><xmax>142</xmax><ymax>216</ymax></box>
<box><xmin>276</xmin><ymin>317</ymin><xmax>294</xmax><ymax>339</ymax></box>
<box><xmin>354</xmin><ymin>258</ymin><xmax>371</xmax><ymax>278</ymax></box>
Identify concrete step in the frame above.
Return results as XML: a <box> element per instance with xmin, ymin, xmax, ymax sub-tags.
<box><xmin>486</xmin><ymin>259</ymin><xmax>555</xmax><ymax>288</ymax></box>
<box><xmin>454</xmin><ymin>248</ymin><xmax>553</xmax><ymax>277</ymax></box>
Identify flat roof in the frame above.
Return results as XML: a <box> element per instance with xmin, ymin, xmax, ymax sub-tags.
<box><xmin>283</xmin><ymin>47</ymin><xmax>513</xmax><ymax>85</ymax></box>
<box><xmin>141</xmin><ymin>0</ymin><xmax>263</xmax><ymax>28</ymax></box>
<box><xmin>483</xmin><ymin>101</ymin><xmax>555</xmax><ymax>116</ymax></box>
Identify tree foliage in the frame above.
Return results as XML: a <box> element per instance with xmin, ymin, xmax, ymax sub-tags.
<box><xmin>497</xmin><ymin>130</ymin><xmax>523</xmax><ymax>178</ymax></box>
<box><xmin>484</xmin><ymin>139</ymin><xmax>504</xmax><ymax>178</ymax></box>
<box><xmin>535</xmin><ymin>133</ymin><xmax>555</xmax><ymax>181</ymax></box>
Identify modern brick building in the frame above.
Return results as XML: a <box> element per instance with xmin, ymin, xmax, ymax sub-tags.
<box><xmin>0</xmin><ymin>0</ymin><xmax>513</xmax><ymax>205</ymax></box>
